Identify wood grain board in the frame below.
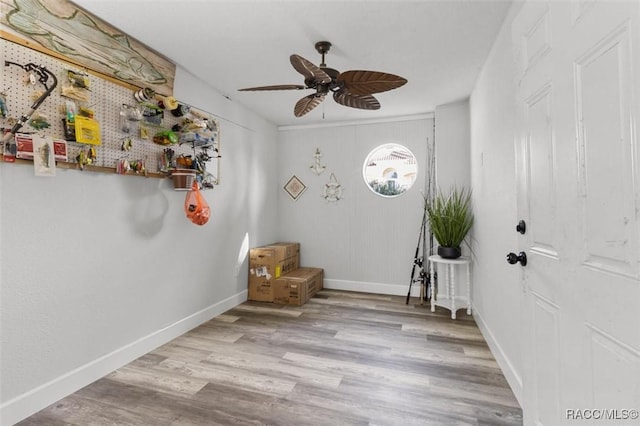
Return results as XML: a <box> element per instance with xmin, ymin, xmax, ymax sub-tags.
<box><xmin>0</xmin><ymin>0</ymin><xmax>175</xmax><ymax>95</ymax></box>
<box><xmin>18</xmin><ymin>290</ymin><xmax>522</xmax><ymax>425</ymax></box>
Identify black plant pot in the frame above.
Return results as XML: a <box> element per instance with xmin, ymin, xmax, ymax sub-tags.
<box><xmin>438</xmin><ymin>246</ymin><xmax>461</xmax><ymax>259</ymax></box>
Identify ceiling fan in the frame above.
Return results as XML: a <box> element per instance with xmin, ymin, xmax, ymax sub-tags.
<box><xmin>238</xmin><ymin>41</ymin><xmax>408</xmax><ymax>117</ymax></box>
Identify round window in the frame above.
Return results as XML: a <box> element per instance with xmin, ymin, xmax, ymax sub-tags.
<box><xmin>363</xmin><ymin>143</ymin><xmax>418</xmax><ymax>197</ymax></box>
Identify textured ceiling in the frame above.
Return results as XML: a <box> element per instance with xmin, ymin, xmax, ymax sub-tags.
<box><xmin>72</xmin><ymin>0</ymin><xmax>512</xmax><ymax>127</ymax></box>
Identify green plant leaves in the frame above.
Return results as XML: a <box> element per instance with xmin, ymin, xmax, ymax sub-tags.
<box><xmin>426</xmin><ymin>186</ymin><xmax>473</xmax><ymax>248</ymax></box>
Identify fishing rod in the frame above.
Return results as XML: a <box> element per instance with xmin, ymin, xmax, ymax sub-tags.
<box><xmin>406</xmin><ymin>205</ymin><xmax>427</xmax><ymax>304</ymax></box>
<box><xmin>406</xmin><ymin>136</ymin><xmax>436</xmax><ymax>305</ymax></box>
<box><xmin>423</xmin><ymin>135</ymin><xmax>437</xmax><ymax>302</ymax></box>
<box><xmin>2</xmin><ymin>61</ymin><xmax>58</xmax><ymax>153</ymax></box>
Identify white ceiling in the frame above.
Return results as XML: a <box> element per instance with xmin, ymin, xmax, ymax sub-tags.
<box><xmin>73</xmin><ymin>0</ymin><xmax>512</xmax><ymax>127</ymax></box>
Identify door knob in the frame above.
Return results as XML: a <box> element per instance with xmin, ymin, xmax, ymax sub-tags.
<box><xmin>516</xmin><ymin>220</ymin><xmax>526</xmax><ymax>234</ymax></box>
<box><xmin>507</xmin><ymin>251</ymin><xmax>527</xmax><ymax>266</ymax></box>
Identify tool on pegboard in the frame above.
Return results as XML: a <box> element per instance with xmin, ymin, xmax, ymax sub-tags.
<box><xmin>2</xmin><ymin>61</ymin><xmax>58</xmax><ymax>162</ymax></box>
<box><xmin>0</xmin><ymin>90</ymin><xmax>8</xmax><ymax>118</ymax></box>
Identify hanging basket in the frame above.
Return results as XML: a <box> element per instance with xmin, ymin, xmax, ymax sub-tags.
<box><xmin>171</xmin><ymin>168</ymin><xmax>197</xmax><ymax>191</ymax></box>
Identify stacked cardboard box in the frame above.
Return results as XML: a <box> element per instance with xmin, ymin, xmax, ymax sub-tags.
<box><xmin>273</xmin><ymin>267</ymin><xmax>324</xmax><ymax>306</ymax></box>
<box><xmin>248</xmin><ymin>242</ymin><xmax>300</xmax><ymax>302</ymax></box>
<box><xmin>248</xmin><ymin>242</ymin><xmax>323</xmax><ymax>306</ymax></box>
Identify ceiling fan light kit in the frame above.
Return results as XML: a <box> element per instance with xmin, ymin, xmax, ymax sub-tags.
<box><xmin>239</xmin><ymin>41</ymin><xmax>408</xmax><ymax>117</ymax></box>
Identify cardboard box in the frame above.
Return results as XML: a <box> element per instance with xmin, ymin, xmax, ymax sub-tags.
<box><xmin>268</xmin><ymin>242</ymin><xmax>300</xmax><ymax>272</ymax></box>
<box><xmin>271</xmin><ymin>242</ymin><xmax>300</xmax><ymax>259</ymax></box>
<box><xmin>248</xmin><ymin>242</ymin><xmax>300</xmax><ymax>302</ymax></box>
<box><xmin>273</xmin><ymin>267</ymin><xmax>324</xmax><ymax>306</ymax></box>
<box><xmin>249</xmin><ymin>246</ymin><xmax>286</xmax><ymax>280</ymax></box>
<box><xmin>248</xmin><ymin>277</ymin><xmax>274</xmax><ymax>302</ymax></box>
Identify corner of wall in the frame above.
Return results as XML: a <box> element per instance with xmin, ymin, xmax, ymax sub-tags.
<box><xmin>434</xmin><ymin>99</ymin><xmax>471</xmax><ymax>191</ymax></box>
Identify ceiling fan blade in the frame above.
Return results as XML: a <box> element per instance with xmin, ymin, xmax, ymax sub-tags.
<box><xmin>238</xmin><ymin>84</ymin><xmax>307</xmax><ymax>91</ymax></box>
<box><xmin>339</xmin><ymin>70</ymin><xmax>408</xmax><ymax>95</ymax></box>
<box><xmin>294</xmin><ymin>93</ymin><xmax>326</xmax><ymax>117</ymax></box>
<box><xmin>333</xmin><ymin>90</ymin><xmax>380</xmax><ymax>110</ymax></box>
<box><xmin>290</xmin><ymin>54</ymin><xmax>331</xmax><ymax>84</ymax></box>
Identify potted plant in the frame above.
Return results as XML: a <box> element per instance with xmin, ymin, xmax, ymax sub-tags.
<box><xmin>426</xmin><ymin>186</ymin><xmax>473</xmax><ymax>259</ymax></box>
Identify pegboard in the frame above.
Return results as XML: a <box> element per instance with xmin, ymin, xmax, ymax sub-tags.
<box><xmin>0</xmin><ymin>37</ymin><xmax>220</xmax><ymax>184</ymax></box>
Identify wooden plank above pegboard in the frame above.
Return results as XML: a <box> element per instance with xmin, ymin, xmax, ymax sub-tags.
<box><xmin>1</xmin><ymin>30</ymin><xmax>145</xmax><ymax>93</ymax></box>
<box><xmin>0</xmin><ymin>0</ymin><xmax>175</xmax><ymax>96</ymax></box>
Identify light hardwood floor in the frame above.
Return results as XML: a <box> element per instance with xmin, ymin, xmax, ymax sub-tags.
<box><xmin>18</xmin><ymin>290</ymin><xmax>522</xmax><ymax>425</ymax></box>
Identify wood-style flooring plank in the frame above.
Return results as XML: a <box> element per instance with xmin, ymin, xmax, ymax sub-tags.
<box><xmin>201</xmin><ymin>344</ymin><xmax>344</xmax><ymax>388</ymax></box>
<box><xmin>18</xmin><ymin>290</ymin><xmax>522</xmax><ymax>425</ymax></box>
<box><xmin>193</xmin><ymin>382</ymin><xmax>369</xmax><ymax>426</ymax></box>
<box><xmin>155</xmin><ymin>358</ymin><xmax>298</xmax><ymax>396</ymax></box>
<box><xmin>287</xmin><ymin>382</ymin><xmax>465</xmax><ymax>426</ymax></box>
<box><xmin>106</xmin><ymin>364</ymin><xmax>209</xmax><ymax>397</ymax></box>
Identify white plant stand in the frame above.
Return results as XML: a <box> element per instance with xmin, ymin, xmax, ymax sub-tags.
<box><xmin>428</xmin><ymin>254</ymin><xmax>472</xmax><ymax>319</ymax></box>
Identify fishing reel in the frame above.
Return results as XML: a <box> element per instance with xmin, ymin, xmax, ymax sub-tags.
<box><xmin>3</xmin><ymin>61</ymin><xmax>58</xmax><ymax>146</ymax></box>
<box><xmin>5</xmin><ymin>61</ymin><xmax>57</xmax><ymax>92</ymax></box>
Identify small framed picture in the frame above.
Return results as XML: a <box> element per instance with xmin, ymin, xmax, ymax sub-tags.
<box><xmin>284</xmin><ymin>175</ymin><xmax>306</xmax><ymax>200</ymax></box>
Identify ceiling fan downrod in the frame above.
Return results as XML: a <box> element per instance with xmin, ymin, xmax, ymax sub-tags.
<box><xmin>315</xmin><ymin>41</ymin><xmax>332</xmax><ymax>67</ymax></box>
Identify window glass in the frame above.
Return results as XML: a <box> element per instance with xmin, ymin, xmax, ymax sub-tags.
<box><xmin>363</xmin><ymin>143</ymin><xmax>418</xmax><ymax>197</ymax></box>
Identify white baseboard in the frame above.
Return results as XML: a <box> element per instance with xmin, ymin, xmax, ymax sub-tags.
<box><xmin>472</xmin><ymin>305</ymin><xmax>523</xmax><ymax>407</ymax></box>
<box><xmin>324</xmin><ymin>278</ymin><xmax>422</xmax><ymax>298</ymax></box>
<box><xmin>0</xmin><ymin>290</ymin><xmax>247</xmax><ymax>426</ymax></box>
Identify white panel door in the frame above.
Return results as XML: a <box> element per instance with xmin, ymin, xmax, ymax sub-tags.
<box><xmin>511</xmin><ymin>1</ymin><xmax>640</xmax><ymax>424</ymax></box>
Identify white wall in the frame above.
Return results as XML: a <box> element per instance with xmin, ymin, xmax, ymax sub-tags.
<box><xmin>435</xmin><ymin>99</ymin><xmax>471</xmax><ymax>190</ymax></box>
<box><xmin>0</xmin><ymin>66</ymin><xmax>279</xmax><ymax>425</ymax></box>
<box><xmin>469</xmin><ymin>2</ymin><xmax>524</xmax><ymax>404</ymax></box>
<box><xmin>0</xmin><ymin>7</ymin><xmax>530</xmax><ymax>423</ymax></box>
<box><xmin>277</xmin><ymin>117</ymin><xmax>433</xmax><ymax>296</ymax></box>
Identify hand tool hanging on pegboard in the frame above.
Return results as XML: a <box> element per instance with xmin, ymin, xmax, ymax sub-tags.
<box><xmin>2</xmin><ymin>61</ymin><xmax>58</xmax><ymax>160</ymax></box>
